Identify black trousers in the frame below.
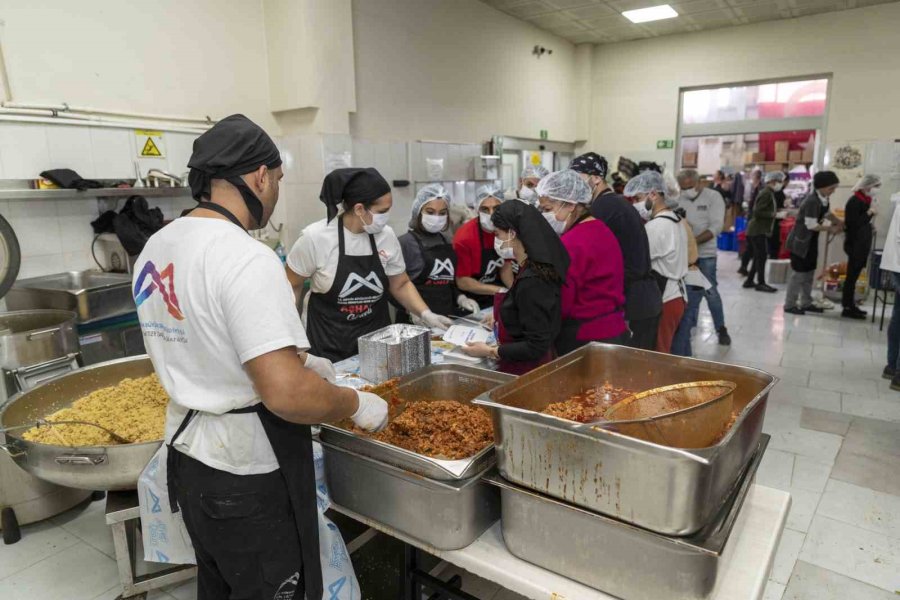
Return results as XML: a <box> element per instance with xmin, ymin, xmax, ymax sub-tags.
<box><xmin>768</xmin><ymin>220</ymin><xmax>782</xmax><ymax>259</ymax></box>
<box><xmin>746</xmin><ymin>235</ymin><xmax>769</xmax><ymax>285</ymax></box>
<box><xmin>625</xmin><ymin>315</ymin><xmax>660</xmax><ymax>350</ymax></box>
<box><xmin>842</xmin><ymin>252</ymin><xmax>867</xmax><ymax>309</ymax></box>
<box><xmin>173</xmin><ymin>450</ymin><xmax>305</xmax><ymax>600</ymax></box>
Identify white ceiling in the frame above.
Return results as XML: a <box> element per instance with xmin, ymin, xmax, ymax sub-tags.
<box><xmin>479</xmin><ymin>0</ymin><xmax>899</xmax><ymax>44</ymax></box>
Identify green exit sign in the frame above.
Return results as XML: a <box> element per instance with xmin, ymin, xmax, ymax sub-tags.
<box><xmin>657</xmin><ymin>139</ymin><xmax>674</xmax><ymax>149</ymax></box>
<box><xmin>540</xmin><ymin>130</ymin><xmax>548</xmax><ymax>140</ymax></box>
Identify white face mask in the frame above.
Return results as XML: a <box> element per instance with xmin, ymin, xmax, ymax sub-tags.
<box><xmin>633</xmin><ymin>199</ymin><xmax>653</xmax><ymax>221</ymax></box>
<box><xmin>772</xmin><ymin>183</ymin><xmax>784</xmax><ymax>192</ymax></box>
<box><xmin>868</xmin><ymin>187</ymin><xmax>880</xmax><ymax>198</ymax></box>
<box><xmin>479</xmin><ymin>212</ymin><xmax>496</xmax><ymax>233</ymax></box>
<box><xmin>519</xmin><ymin>186</ymin><xmax>537</xmax><ymax>203</ymax></box>
<box><xmin>494</xmin><ymin>236</ymin><xmax>515</xmax><ymax>260</ymax></box>
<box><xmin>421</xmin><ymin>214</ymin><xmax>447</xmax><ymax>233</ymax></box>
<box><xmin>362</xmin><ymin>209</ymin><xmax>391</xmax><ymax>234</ymax></box>
<box><xmin>542</xmin><ymin>204</ymin><xmax>570</xmax><ymax>236</ymax></box>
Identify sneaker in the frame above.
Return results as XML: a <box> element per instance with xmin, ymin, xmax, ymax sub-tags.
<box><xmin>784</xmin><ymin>306</ymin><xmax>806</xmax><ymax>315</ymax></box>
<box><xmin>891</xmin><ymin>375</ymin><xmax>900</xmax><ymax>392</ymax></box>
<box><xmin>883</xmin><ymin>365</ymin><xmax>896</xmax><ymax>380</ymax></box>
<box><xmin>801</xmin><ymin>304</ymin><xmax>825</xmax><ymax>314</ymax></box>
<box><xmin>841</xmin><ymin>308</ymin><xmax>866</xmax><ymax>320</ymax></box>
<box><xmin>737</xmin><ymin>268</ymin><xmax>749</xmax><ymax>276</ymax></box>
<box><xmin>742</xmin><ymin>279</ymin><xmax>757</xmax><ymax>289</ymax></box>
<box><xmin>755</xmin><ymin>283</ymin><xmax>777</xmax><ymax>293</ymax></box>
<box><xmin>717</xmin><ymin>327</ymin><xmax>732</xmax><ymax>346</ymax></box>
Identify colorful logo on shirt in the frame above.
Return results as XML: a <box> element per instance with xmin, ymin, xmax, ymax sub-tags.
<box><xmin>133</xmin><ymin>261</ymin><xmax>185</xmax><ymax>320</ymax></box>
<box><xmin>338</xmin><ymin>272</ymin><xmax>384</xmax><ymax>299</ymax></box>
<box><xmin>428</xmin><ymin>258</ymin><xmax>455</xmax><ymax>281</ymax></box>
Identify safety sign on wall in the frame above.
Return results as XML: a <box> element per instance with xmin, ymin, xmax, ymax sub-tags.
<box><xmin>135</xmin><ymin>130</ymin><xmax>166</xmax><ymax>158</ymax></box>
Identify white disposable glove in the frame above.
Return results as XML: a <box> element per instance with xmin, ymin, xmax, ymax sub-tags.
<box><xmin>352</xmin><ymin>391</ymin><xmax>389</xmax><ymax>432</ymax></box>
<box><xmin>456</xmin><ymin>294</ymin><xmax>481</xmax><ymax>315</ymax></box>
<box><xmin>420</xmin><ymin>309</ymin><xmax>454</xmax><ymax>331</ymax></box>
<box><xmin>303</xmin><ymin>353</ymin><xmax>336</xmax><ymax>383</ymax></box>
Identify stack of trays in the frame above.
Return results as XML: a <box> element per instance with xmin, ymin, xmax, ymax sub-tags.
<box><xmin>475</xmin><ymin>343</ymin><xmax>778</xmax><ymax>599</ymax></box>
<box><xmin>319</xmin><ymin>364</ymin><xmax>514</xmax><ymax>550</ymax></box>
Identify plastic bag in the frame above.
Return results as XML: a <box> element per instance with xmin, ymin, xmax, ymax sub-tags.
<box><xmin>138</xmin><ymin>444</ymin><xmax>197</xmax><ymax>565</ymax></box>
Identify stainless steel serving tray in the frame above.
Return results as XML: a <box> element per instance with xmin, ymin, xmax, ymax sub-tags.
<box><xmin>6</xmin><ymin>271</ymin><xmax>135</xmax><ymax>324</ymax></box>
<box><xmin>486</xmin><ymin>435</ymin><xmax>769</xmax><ymax>600</ymax></box>
<box><xmin>320</xmin><ymin>364</ymin><xmax>514</xmax><ymax>481</ymax></box>
<box><xmin>321</xmin><ymin>441</ymin><xmax>499</xmax><ymax>551</ymax></box>
<box><xmin>474</xmin><ymin>343</ymin><xmax>777</xmax><ymax>535</ymax></box>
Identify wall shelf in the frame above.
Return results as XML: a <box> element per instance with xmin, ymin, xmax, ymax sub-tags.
<box><xmin>0</xmin><ymin>186</ymin><xmax>193</xmax><ymax>202</ymax></box>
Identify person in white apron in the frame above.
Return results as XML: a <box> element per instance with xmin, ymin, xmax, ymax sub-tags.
<box><xmin>135</xmin><ymin>114</ymin><xmax>388</xmax><ymax>600</ymax></box>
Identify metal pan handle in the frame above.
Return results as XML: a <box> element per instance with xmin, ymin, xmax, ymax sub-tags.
<box><xmin>26</xmin><ymin>327</ymin><xmax>60</xmax><ymax>341</ymax></box>
<box><xmin>13</xmin><ymin>352</ymin><xmax>81</xmax><ymax>391</ymax></box>
<box><xmin>55</xmin><ymin>454</ymin><xmax>107</xmax><ymax>466</ymax></box>
<box><xmin>0</xmin><ymin>442</ymin><xmax>25</xmax><ymax>459</ymax></box>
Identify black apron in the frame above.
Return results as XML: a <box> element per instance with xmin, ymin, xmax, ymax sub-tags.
<box><xmin>472</xmin><ymin>224</ymin><xmax>504</xmax><ymax>309</ymax></box>
<box><xmin>169</xmin><ymin>202</ymin><xmax>323</xmax><ymax>600</ymax></box>
<box><xmin>305</xmin><ymin>215</ymin><xmax>391</xmax><ymax>362</ymax></box>
<box><xmin>396</xmin><ymin>232</ymin><xmax>457</xmax><ymax>323</ymax></box>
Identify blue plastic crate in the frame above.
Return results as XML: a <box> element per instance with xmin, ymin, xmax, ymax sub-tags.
<box><xmin>717</xmin><ymin>231</ymin><xmax>736</xmax><ymax>252</ymax></box>
<box><xmin>735</xmin><ymin>217</ymin><xmax>747</xmax><ymax>233</ymax></box>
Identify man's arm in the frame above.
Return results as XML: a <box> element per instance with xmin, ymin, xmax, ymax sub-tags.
<box><xmin>696</xmin><ymin>191</ymin><xmax>726</xmax><ymax>243</ymax></box>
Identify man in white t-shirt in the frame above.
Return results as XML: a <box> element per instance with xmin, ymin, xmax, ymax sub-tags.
<box><xmin>624</xmin><ymin>171</ymin><xmax>688</xmax><ymax>354</ymax></box>
<box><xmin>135</xmin><ymin>115</ymin><xmax>387</xmax><ymax>600</ymax></box>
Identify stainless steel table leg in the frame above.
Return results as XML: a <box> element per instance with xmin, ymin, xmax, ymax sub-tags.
<box><xmin>110</xmin><ymin>520</ymin><xmax>138</xmax><ymax>597</ymax></box>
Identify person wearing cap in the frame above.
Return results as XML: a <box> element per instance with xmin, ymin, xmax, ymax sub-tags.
<box><xmin>625</xmin><ymin>171</ymin><xmax>688</xmax><ymax>354</ymax></box>
<box><xmin>536</xmin><ymin>169</ymin><xmax>626</xmax><ymax>354</ymax></box>
<box><xmin>134</xmin><ymin>115</ymin><xmax>388</xmax><ymax>600</ymax></box>
<box><xmin>877</xmin><ymin>186</ymin><xmax>900</xmax><ymax>387</ymax></box>
<box><xmin>784</xmin><ymin>170</ymin><xmax>844</xmax><ymax>315</ymax></box>
<box><xmin>841</xmin><ymin>174</ymin><xmax>882</xmax><ymax>319</ymax></box>
<box><xmin>517</xmin><ymin>164</ymin><xmax>550</xmax><ymax>205</ymax></box>
<box><xmin>743</xmin><ymin>172</ymin><xmax>782</xmax><ymax>293</ymax></box>
<box><xmin>286</xmin><ymin>168</ymin><xmax>454</xmax><ymax>362</ymax></box>
<box><xmin>452</xmin><ymin>184</ymin><xmax>514</xmax><ymax>309</ymax></box>
<box><xmin>395</xmin><ymin>184</ymin><xmax>480</xmax><ymax>322</ymax></box>
<box><xmin>569</xmin><ymin>152</ymin><xmax>663</xmax><ymax>351</ymax></box>
<box><xmin>460</xmin><ymin>201</ymin><xmax>569</xmax><ymax>374</ymax></box>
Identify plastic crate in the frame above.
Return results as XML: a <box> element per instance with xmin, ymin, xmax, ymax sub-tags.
<box><xmin>717</xmin><ymin>231</ymin><xmax>736</xmax><ymax>252</ymax></box>
<box><xmin>735</xmin><ymin>217</ymin><xmax>747</xmax><ymax>233</ymax></box>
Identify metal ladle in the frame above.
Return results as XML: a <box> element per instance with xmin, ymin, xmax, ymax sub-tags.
<box><xmin>1</xmin><ymin>419</ymin><xmax>132</xmax><ymax>444</ymax></box>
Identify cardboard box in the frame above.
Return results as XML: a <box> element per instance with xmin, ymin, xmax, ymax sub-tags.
<box><xmin>764</xmin><ymin>163</ymin><xmax>783</xmax><ymax>172</ymax></box>
<box><xmin>751</xmin><ymin>152</ymin><xmax>766</xmax><ymax>163</ymax></box>
<box><xmin>788</xmin><ymin>150</ymin><xmax>803</xmax><ymax>162</ymax></box>
<box><xmin>774</xmin><ymin>141</ymin><xmax>789</xmax><ymax>163</ymax></box>
<box><xmin>801</xmin><ymin>147</ymin><xmax>814</xmax><ymax>162</ymax></box>
<box><xmin>683</xmin><ymin>152</ymin><xmax>698</xmax><ymax>167</ymax></box>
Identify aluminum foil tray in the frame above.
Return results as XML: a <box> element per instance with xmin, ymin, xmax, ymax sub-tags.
<box><xmin>321</xmin><ymin>364</ymin><xmax>514</xmax><ymax>480</ymax></box>
<box><xmin>358</xmin><ymin>324</ymin><xmax>431</xmax><ymax>383</ymax></box>
<box><xmin>474</xmin><ymin>343</ymin><xmax>777</xmax><ymax>535</ymax></box>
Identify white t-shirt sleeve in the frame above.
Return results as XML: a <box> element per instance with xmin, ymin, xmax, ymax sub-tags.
<box><xmin>286</xmin><ymin>230</ymin><xmax>319</xmax><ymax>277</ymax></box>
<box><xmin>381</xmin><ymin>228</ymin><xmax>407</xmax><ymax>276</ymax></box>
<box><xmin>645</xmin><ymin>220</ymin><xmax>672</xmax><ymax>261</ymax></box>
<box><xmin>220</xmin><ymin>251</ymin><xmax>310</xmax><ymax>363</ymax></box>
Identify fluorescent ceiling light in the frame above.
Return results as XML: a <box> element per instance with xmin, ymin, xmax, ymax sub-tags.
<box><xmin>622</xmin><ymin>4</ymin><xmax>678</xmax><ymax>23</ymax></box>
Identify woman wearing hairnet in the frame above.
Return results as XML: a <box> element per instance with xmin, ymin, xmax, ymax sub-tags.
<box><xmin>626</xmin><ymin>171</ymin><xmax>688</xmax><ymax>353</ymax></box>
<box><xmin>743</xmin><ymin>171</ymin><xmax>782</xmax><ymax>293</ymax></box>
<box><xmin>460</xmin><ymin>201</ymin><xmax>569</xmax><ymax>374</ymax></box>
<box><xmin>395</xmin><ymin>184</ymin><xmax>481</xmax><ymax>322</ymax></box>
<box><xmin>452</xmin><ymin>184</ymin><xmax>514</xmax><ymax>308</ymax></box>
<box><xmin>536</xmin><ymin>170</ymin><xmax>627</xmax><ymax>354</ymax></box>
<box><xmin>517</xmin><ymin>164</ymin><xmax>550</xmax><ymax>205</ymax></box>
<box><xmin>842</xmin><ymin>174</ymin><xmax>882</xmax><ymax>319</ymax></box>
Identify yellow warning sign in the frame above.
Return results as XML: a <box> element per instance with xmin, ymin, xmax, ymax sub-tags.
<box><xmin>135</xmin><ymin>130</ymin><xmax>165</xmax><ymax>158</ymax></box>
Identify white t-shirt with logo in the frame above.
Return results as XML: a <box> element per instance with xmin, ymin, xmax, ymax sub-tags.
<box><xmin>135</xmin><ymin>217</ymin><xmax>310</xmax><ymax>475</ymax></box>
<box><xmin>286</xmin><ymin>216</ymin><xmax>407</xmax><ymax>295</ymax></box>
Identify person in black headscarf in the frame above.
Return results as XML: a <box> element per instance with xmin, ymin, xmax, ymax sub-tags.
<box><xmin>285</xmin><ymin>167</ymin><xmax>454</xmax><ymax>361</ymax></box>
<box><xmin>460</xmin><ymin>201</ymin><xmax>570</xmax><ymax>374</ymax></box>
<box><xmin>135</xmin><ymin>114</ymin><xmax>389</xmax><ymax>600</ymax></box>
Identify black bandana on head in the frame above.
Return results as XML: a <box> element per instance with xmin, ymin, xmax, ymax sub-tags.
<box><xmin>187</xmin><ymin>114</ymin><xmax>282</xmax><ymax>228</ymax></box>
<box><xmin>569</xmin><ymin>152</ymin><xmax>609</xmax><ymax>180</ymax></box>
<box><xmin>319</xmin><ymin>168</ymin><xmax>391</xmax><ymax>222</ymax></box>
<box><xmin>492</xmin><ymin>201</ymin><xmax>570</xmax><ymax>283</ymax></box>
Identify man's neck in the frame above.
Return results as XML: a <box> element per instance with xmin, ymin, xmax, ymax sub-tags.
<box><xmin>593</xmin><ymin>182</ymin><xmax>610</xmax><ymax>199</ymax></box>
<box><xmin>192</xmin><ymin>194</ymin><xmax>255</xmax><ymax>229</ymax></box>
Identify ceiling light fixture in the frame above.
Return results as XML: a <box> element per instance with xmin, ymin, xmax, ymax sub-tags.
<box><xmin>622</xmin><ymin>4</ymin><xmax>678</xmax><ymax>23</ymax></box>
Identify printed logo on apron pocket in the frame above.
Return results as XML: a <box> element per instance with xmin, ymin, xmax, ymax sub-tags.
<box><xmin>273</xmin><ymin>571</ymin><xmax>300</xmax><ymax>600</ymax></box>
<box><xmin>338</xmin><ymin>272</ymin><xmax>384</xmax><ymax>298</ymax></box>
<box><xmin>483</xmin><ymin>258</ymin><xmax>504</xmax><ymax>278</ymax></box>
<box><xmin>428</xmin><ymin>258</ymin><xmax>455</xmax><ymax>280</ymax></box>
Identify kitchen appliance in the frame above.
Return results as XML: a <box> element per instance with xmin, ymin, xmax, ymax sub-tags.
<box><xmin>357</xmin><ymin>324</ymin><xmax>431</xmax><ymax>384</ymax></box>
<box><xmin>1</xmin><ymin>355</ymin><xmax>162</xmax><ymax>491</ymax></box>
<box><xmin>485</xmin><ymin>435</ymin><xmax>769</xmax><ymax>600</ymax></box>
<box><xmin>320</xmin><ymin>364</ymin><xmax>513</xmax><ymax>480</ymax></box>
<box><xmin>0</xmin><ymin>309</ymin><xmax>89</xmax><ymax>543</ymax></box>
<box><xmin>474</xmin><ymin>343</ymin><xmax>777</xmax><ymax>535</ymax></box>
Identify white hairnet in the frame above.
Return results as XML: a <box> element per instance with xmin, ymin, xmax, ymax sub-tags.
<box><xmin>535</xmin><ymin>169</ymin><xmax>592</xmax><ymax>205</ymax></box>
<box><xmin>411</xmin><ymin>183</ymin><xmax>450</xmax><ymax>218</ymax></box>
<box><xmin>853</xmin><ymin>174</ymin><xmax>882</xmax><ymax>192</ymax></box>
<box><xmin>521</xmin><ymin>164</ymin><xmax>550</xmax><ymax>180</ymax></box>
<box><xmin>623</xmin><ymin>170</ymin><xmax>666</xmax><ymax>197</ymax></box>
<box><xmin>476</xmin><ymin>183</ymin><xmax>505</xmax><ymax>208</ymax></box>
<box><xmin>764</xmin><ymin>171</ymin><xmax>786</xmax><ymax>183</ymax></box>
<box><xmin>661</xmin><ymin>171</ymin><xmax>681</xmax><ymax>208</ymax></box>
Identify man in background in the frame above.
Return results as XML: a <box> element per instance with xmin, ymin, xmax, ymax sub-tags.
<box><xmin>671</xmin><ymin>169</ymin><xmax>730</xmax><ymax>356</ymax></box>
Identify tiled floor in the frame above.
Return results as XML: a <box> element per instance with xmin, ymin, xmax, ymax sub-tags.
<box><xmin>2</xmin><ymin>251</ymin><xmax>898</xmax><ymax>599</ymax></box>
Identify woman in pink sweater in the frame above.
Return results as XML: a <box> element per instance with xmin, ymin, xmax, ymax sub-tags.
<box><xmin>537</xmin><ymin>170</ymin><xmax>627</xmax><ymax>355</ymax></box>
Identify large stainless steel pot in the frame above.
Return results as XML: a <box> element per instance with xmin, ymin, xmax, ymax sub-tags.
<box><xmin>0</xmin><ymin>310</ymin><xmax>81</xmax><ymax>399</ymax></box>
<box><xmin>0</xmin><ymin>356</ymin><xmax>162</xmax><ymax>491</ymax></box>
